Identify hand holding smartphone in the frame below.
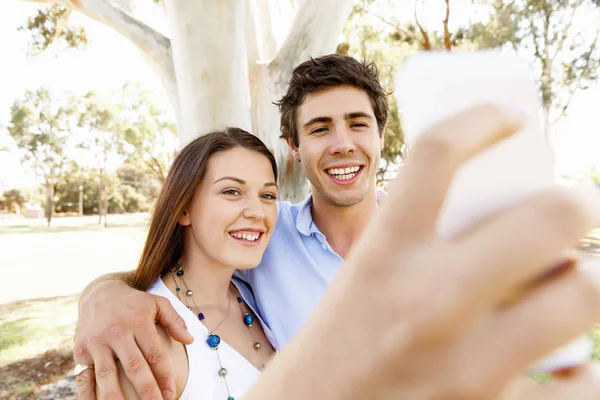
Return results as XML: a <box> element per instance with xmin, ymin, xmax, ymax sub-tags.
<box><xmin>394</xmin><ymin>50</ymin><xmax>593</xmax><ymax>372</ymax></box>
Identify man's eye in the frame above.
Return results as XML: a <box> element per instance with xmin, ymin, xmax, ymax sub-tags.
<box><xmin>311</xmin><ymin>127</ymin><xmax>328</xmax><ymax>134</ymax></box>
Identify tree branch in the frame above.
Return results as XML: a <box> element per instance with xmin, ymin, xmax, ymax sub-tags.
<box><xmin>271</xmin><ymin>0</ymin><xmax>355</xmax><ymax>75</ymax></box>
<box><xmin>53</xmin><ymin>7</ymin><xmax>72</xmax><ymax>41</ymax></box>
<box><xmin>552</xmin><ymin>3</ymin><xmax>578</xmax><ymax>62</ymax></box>
<box><xmin>149</xmin><ymin>154</ymin><xmax>166</xmax><ymax>181</ymax></box>
<box><xmin>414</xmin><ymin>0</ymin><xmax>432</xmax><ymax>50</ymax></box>
<box><xmin>46</xmin><ymin>0</ymin><xmax>180</xmax><ymax>128</ymax></box>
<box><xmin>70</xmin><ymin>0</ymin><xmax>172</xmax><ymax>71</ymax></box>
<box><xmin>363</xmin><ymin>8</ymin><xmax>418</xmax><ymax>43</ymax></box>
<box><xmin>552</xmin><ymin>30</ymin><xmax>600</xmax><ymax>124</ymax></box>
<box><xmin>442</xmin><ymin>0</ymin><xmax>451</xmax><ymax>50</ymax></box>
<box><xmin>525</xmin><ymin>13</ymin><xmax>542</xmax><ymax>59</ymax></box>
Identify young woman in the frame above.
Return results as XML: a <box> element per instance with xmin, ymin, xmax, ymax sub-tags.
<box><xmin>105</xmin><ymin>128</ymin><xmax>279</xmax><ymax>400</ymax></box>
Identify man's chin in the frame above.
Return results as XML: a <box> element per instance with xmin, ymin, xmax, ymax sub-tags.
<box><xmin>323</xmin><ymin>190</ymin><xmax>369</xmax><ymax>208</ymax></box>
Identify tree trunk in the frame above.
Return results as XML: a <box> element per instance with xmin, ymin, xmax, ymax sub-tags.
<box><xmin>51</xmin><ymin>0</ymin><xmax>354</xmax><ymax>201</ymax></box>
<box><xmin>98</xmin><ymin>171</ymin><xmax>104</xmax><ymax>225</ymax></box>
<box><xmin>543</xmin><ymin>103</ymin><xmax>551</xmax><ymax>144</ymax></box>
<box><xmin>45</xmin><ymin>182</ymin><xmax>54</xmax><ymax>226</ymax></box>
<box><xmin>79</xmin><ymin>184</ymin><xmax>83</xmax><ymax>216</ymax></box>
<box><xmin>249</xmin><ymin>63</ymin><xmax>310</xmax><ymax>203</ymax></box>
<box><xmin>251</xmin><ymin>0</ymin><xmax>355</xmax><ymax>202</ymax></box>
<box><xmin>164</xmin><ymin>0</ymin><xmax>252</xmax><ymax>147</ymax></box>
<box><xmin>103</xmin><ymin>184</ymin><xmax>108</xmax><ymax>227</ymax></box>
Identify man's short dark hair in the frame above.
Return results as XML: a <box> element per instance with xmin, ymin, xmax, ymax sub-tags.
<box><xmin>275</xmin><ymin>54</ymin><xmax>389</xmax><ymax>147</ymax></box>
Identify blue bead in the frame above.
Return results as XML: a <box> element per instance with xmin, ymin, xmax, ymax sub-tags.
<box><xmin>176</xmin><ymin>270</ymin><xmax>184</xmax><ymax>276</ymax></box>
<box><xmin>243</xmin><ymin>314</ymin><xmax>254</xmax><ymax>326</ymax></box>
<box><xmin>206</xmin><ymin>334</ymin><xmax>221</xmax><ymax>348</ymax></box>
<box><xmin>228</xmin><ymin>397</ymin><xmax>235</xmax><ymax>400</ymax></box>
<box><xmin>198</xmin><ymin>312</ymin><xmax>205</xmax><ymax>321</ymax></box>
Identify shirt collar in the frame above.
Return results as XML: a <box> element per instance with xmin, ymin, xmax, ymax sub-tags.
<box><xmin>295</xmin><ymin>189</ymin><xmax>387</xmax><ymax>237</ymax></box>
<box><xmin>296</xmin><ymin>194</ymin><xmax>317</xmax><ymax>236</ymax></box>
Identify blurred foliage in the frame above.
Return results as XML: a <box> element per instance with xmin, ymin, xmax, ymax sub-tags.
<box><xmin>7</xmin><ymin>84</ymin><xmax>175</xmax><ymax>221</ymax></box>
<box><xmin>464</xmin><ymin>0</ymin><xmax>600</xmax><ymax>122</ymax></box>
<box><xmin>0</xmin><ymin>189</ymin><xmax>26</xmax><ymax>212</ymax></box>
<box><xmin>8</xmin><ymin>88</ymin><xmax>77</xmax><ymax>224</ymax></box>
<box><xmin>18</xmin><ymin>4</ymin><xmax>88</xmax><ymax>55</ymax></box>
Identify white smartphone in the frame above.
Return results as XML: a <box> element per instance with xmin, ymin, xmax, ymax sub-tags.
<box><xmin>394</xmin><ymin>51</ymin><xmax>593</xmax><ymax>372</ymax></box>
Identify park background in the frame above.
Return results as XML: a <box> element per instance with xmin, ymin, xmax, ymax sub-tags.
<box><xmin>1</xmin><ymin>0</ymin><xmax>600</xmax><ymax>398</ymax></box>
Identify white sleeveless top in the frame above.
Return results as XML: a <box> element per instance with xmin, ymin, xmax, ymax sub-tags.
<box><xmin>147</xmin><ymin>277</ymin><xmax>278</xmax><ymax>400</ymax></box>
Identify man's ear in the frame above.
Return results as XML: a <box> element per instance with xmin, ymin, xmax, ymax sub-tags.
<box><xmin>286</xmin><ymin>138</ymin><xmax>301</xmax><ymax>162</ymax></box>
<box><xmin>178</xmin><ymin>210</ymin><xmax>191</xmax><ymax>226</ymax></box>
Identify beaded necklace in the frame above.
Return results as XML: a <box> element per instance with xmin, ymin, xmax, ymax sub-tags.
<box><xmin>171</xmin><ymin>262</ymin><xmax>266</xmax><ymax>400</ymax></box>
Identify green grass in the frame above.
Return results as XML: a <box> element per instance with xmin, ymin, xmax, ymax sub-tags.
<box><xmin>14</xmin><ymin>384</ymin><xmax>36</xmax><ymax>395</ymax></box>
<box><xmin>0</xmin><ymin>213</ymin><xmax>149</xmax><ymax>235</ymax></box>
<box><xmin>0</xmin><ymin>213</ymin><xmax>599</xmax><ymax>397</ymax></box>
<box><xmin>0</xmin><ymin>295</ymin><xmax>78</xmax><ymax>368</ymax></box>
<box><xmin>0</xmin><ymin>295</ymin><xmax>79</xmax><ymax>398</ymax></box>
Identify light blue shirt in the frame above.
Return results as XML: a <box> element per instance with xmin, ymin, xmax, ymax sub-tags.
<box><xmin>236</xmin><ymin>193</ymin><xmax>381</xmax><ymax>348</ymax></box>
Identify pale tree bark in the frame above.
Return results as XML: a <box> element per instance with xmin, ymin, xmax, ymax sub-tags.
<box><xmin>255</xmin><ymin>0</ymin><xmax>278</xmax><ymax>60</ymax></box>
<box><xmin>252</xmin><ymin>0</ymin><xmax>356</xmax><ymax>202</ymax></box>
<box><xmin>22</xmin><ymin>0</ymin><xmax>182</xmax><ymax>130</ymax></box>
<box><xmin>164</xmin><ymin>0</ymin><xmax>252</xmax><ymax>146</ymax></box>
<box><xmin>20</xmin><ymin>0</ymin><xmax>355</xmax><ymax>201</ymax></box>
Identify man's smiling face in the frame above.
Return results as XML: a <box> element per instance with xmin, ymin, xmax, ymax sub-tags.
<box><xmin>290</xmin><ymin>85</ymin><xmax>384</xmax><ymax>207</ymax></box>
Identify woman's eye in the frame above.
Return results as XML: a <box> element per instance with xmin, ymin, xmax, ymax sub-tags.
<box><xmin>261</xmin><ymin>192</ymin><xmax>278</xmax><ymax>200</ymax></box>
<box><xmin>223</xmin><ymin>189</ymin><xmax>241</xmax><ymax>196</ymax></box>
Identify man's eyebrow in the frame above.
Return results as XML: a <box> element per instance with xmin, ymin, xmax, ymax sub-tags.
<box><xmin>264</xmin><ymin>182</ymin><xmax>278</xmax><ymax>188</ymax></box>
<box><xmin>302</xmin><ymin>116</ymin><xmax>332</xmax><ymax>128</ymax></box>
<box><xmin>302</xmin><ymin>113</ymin><xmax>373</xmax><ymax>129</ymax></box>
<box><xmin>345</xmin><ymin>112</ymin><xmax>373</xmax><ymax>120</ymax></box>
<box><xmin>213</xmin><ymin>176</ymin><xmax>245</xmax><ymax>185</ymax></box>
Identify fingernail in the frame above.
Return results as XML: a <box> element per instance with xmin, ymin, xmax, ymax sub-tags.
<box><xmin>162</xmin><ymin>390</ymin><xmax>173</xmax><ymax>399</ymax></box>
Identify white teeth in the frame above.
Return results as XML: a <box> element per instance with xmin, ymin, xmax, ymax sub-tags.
<box><xmin>327</xmin><ymin>166</ymin><xmax>361</xmax><ymax>180</ymax></box>
<box><xmin>328</xmin><ymin>166</ymin><xmax>360</xmax><ymax>175</ymax></box>
<box><xmin>230</xmin><ymin>232</ymin><xmax>260</xmax><ymax>241</ymax></box>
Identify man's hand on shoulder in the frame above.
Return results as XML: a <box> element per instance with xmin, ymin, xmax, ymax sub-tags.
<box><xmin>73</xmin><ymin>274</ymin><xmax>193</xmax><ymax>400</ymax></box>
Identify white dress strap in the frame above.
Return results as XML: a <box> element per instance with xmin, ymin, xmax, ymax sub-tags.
<box><xmin>147</xmin><ymin>277</ymin><xmax>265</xmax><ymax>400</ymax></box>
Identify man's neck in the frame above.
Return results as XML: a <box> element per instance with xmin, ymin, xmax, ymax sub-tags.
<box><xmin>310</xmin><ymin>188</ymin><xmax>379</xmax><ymax>259</ymax></box>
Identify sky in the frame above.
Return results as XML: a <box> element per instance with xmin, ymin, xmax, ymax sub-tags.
<box><xmin>0</xmin><ymin>0</ymin><xmax>598</xmax><ymax>192</ymax></box>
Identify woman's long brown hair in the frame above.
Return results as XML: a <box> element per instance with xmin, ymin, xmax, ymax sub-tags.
<box><xmin>132</xmin><ymin>127</ymin><xmax>278</xmax><ymax>291</ymax></box>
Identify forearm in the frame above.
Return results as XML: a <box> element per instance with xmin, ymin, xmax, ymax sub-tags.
<box><xmin>78</xmin><ymin>270</ymin><xmax>136</xmax><ymax>309</ymax></box>
<box><xmin>245</xmin><ymin>267</ymin><xmax>392</xmax><ymax>400</ymax></box>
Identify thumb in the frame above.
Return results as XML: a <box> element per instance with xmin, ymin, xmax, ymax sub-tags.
<box><xmin>154</xmin><ymin>296</ymin><xmax>194</xmax><ymax>344</ymax></box>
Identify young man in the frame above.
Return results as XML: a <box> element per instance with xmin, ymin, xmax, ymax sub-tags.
<box><xmin>236</xmin><ymin>54</ymin><xmax>388</xmax><ymax>345</ymax></box>
<box><xmin>74</xmin><ymin>54</ymin><xmax>600</xmax><ymax>400</ymax></box>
